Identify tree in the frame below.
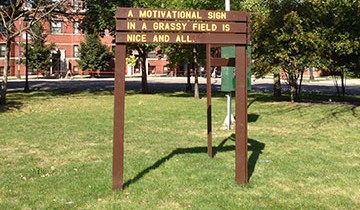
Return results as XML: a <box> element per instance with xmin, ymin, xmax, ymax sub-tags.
<box><xmin>0</xmin><ymin>0</ymin><xmax>70</xmax><ymax>105</ymax></box>
<box><xmin>81</xmin><ymin>0</ymin><xmax>227</xmax><ymax>94</ymax></box>
<box><xmin>81</xmin><ymin>0</ymin><xmax>158</xmax><ymax>93</ymax></box>
<box><xmin>248</xmin><ymin>0</ymin><xmax>286</xmax><ymax>98</ymax></box>
<box><xmin>248</xmin><ymin>0</ymin><xmax>359</xmax><ymax>99</ymax></box>
<box><xmin>248</xmin><ymin>0</ymin><xmax>317</xmax><ymax>102</ymax></box>
<box><xmin>77</xmin><ymin>34</ymin><xmax>114</xmax><ymax>76</ymax></box>
<box><xmin>165</xmin><ymin>44</ymin><xmax>193</xmax><ymax>91</ymax></box>
<box><xmin>164</xmin><ymin>0</ymin><xmax>220</xmax><ymax>98</ymax></box>
<box><xmin>24</xmin><ymin>22</ymin><xmax>55</xmax><ymax>75</ymax></box>
<box><xmin>126</xmin><ymin>54</ymin><xmax>137</xmax><ymax>75</ymax></box>
<box><xmin>307</xmin><ymin>0</ymin><xmax>360</xmax><ymax>96</ymax></box>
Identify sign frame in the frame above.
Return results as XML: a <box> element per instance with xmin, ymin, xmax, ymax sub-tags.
<box><xmin>113</xmin><ymin>7</ymin><xmax>249</xmax><ymax>190</ymax></box>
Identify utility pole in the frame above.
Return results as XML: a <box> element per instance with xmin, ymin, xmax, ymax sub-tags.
<box><xmin>225</xmin><ymin>0</ymin><xmax>230</xmax><ymax>11</ymax></box>
<box><xmin>223</xmin><ymin>0</ymin><xmax>235</xmax><ymax>130</ymax></box>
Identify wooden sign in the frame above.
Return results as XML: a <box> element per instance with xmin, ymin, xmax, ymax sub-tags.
<box><xmin>113</xmin><ymin>7</ymin><xmax>250</xmax><ymax>191</ymax></box>
<box><xmin>117</xmin><ymin>20</ymin><xmax>247</xmax><ymax>33</ymax></box>
<box><xmin>116</xmin><ymin>8</ymin><xmax>248</xmax><ymax>22</ymax></box>
<box><xmin>116</xmin><ymin>33</ymin><xmax>247</xmax><ymax>44</ymax></box>
<box><xmin>115</xmin><ymin>7</ymin><xmax>250</xmax><ymax>45</ymax></box>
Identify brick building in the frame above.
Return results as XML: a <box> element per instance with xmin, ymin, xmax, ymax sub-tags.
<box><xmin>0</xmin><ymin>0</ymin><xmax>116</xmax><ymax>77</ymax></box>
<box><xmin>0</xmin><ymin>1</ymin><xmax>169</xmax><ymax>77</ymax></box>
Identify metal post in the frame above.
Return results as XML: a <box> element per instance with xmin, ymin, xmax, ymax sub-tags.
<box><xmin>225</xmin><ymin>93</ymin><xmax>234</xmax><ymax>130</ymax></box>
<box><xmin>224</xmin><ymin>0</ymin><xmax>232</xmax><ymax>130</ymax></box>
<box><xmin>235</xmin><ymin>45</ymin><xmax>248</xmax><ymax>184</ymax></box>
<box><xmin>225</xmin><ymin>0</ymin><xmax>230</xmax><ymax>11</ymax></box>
<box><xmin>113</xmin><ymin>44</ymin><xmax>126</xmax><ymax>191</ymax></box>
<box><xmin>24</xmin><ymin>28</ymin><xmax>30</xmax><ymax>93</ymax></box>
<box><xmin>206</xmin><ymin>44</ymin><xmax>212</xmax><ymax>158</ymax></box>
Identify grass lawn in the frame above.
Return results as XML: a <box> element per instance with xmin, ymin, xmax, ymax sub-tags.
<box><xmin>0</xmin><ymin>90</ymin><xmax>359</xmax><ymax>209</ymax></box>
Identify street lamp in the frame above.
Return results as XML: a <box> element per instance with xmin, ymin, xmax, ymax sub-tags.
<box><xmin>24</xmin><ymin>16</ymin><xmax>30</xmax><ymax>93</ymax></box>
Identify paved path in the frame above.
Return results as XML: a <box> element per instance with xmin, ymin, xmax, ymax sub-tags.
<box><xmin>6</xmin><ymin>77</ymin><xmax>360</xmax><ymax>96</ymax></box>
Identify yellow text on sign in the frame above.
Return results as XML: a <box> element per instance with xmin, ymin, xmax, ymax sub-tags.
<box><xmin>127</xmin><ymin>34</ymin><xmax>147</xmax><ymax>42</ymax></box>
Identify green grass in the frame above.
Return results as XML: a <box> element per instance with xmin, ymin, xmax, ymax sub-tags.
<box><xmin>1</xmin><ymin>90</ymin><xmax>360</xmax><ymax>209</ymax></box>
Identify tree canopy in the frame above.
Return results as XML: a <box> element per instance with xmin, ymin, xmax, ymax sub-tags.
<box><xmin>310</xmin><ymin>0</ymin><xmax>360</xmax><ymax>77</ymax></box>
<box><xmin>245</xmin><ymin>0</ymin><xmax>360</xmax><ymax>100</ymax></box>
<box><xmin>77</xmin><ymin>34</ymin><xmax>114</xmax><ymax>72</ymax></box>
<box><xmin>79</xmin><ymin>0</ymin><xmax>360</xmax><ymax>98</ymax></box>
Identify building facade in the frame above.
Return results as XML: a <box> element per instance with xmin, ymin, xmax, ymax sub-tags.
<box><xmin>0</xmin><ymin>1</ymin><xmax>169</xmax><ymax>78</ymax></box>
<box><xmin>0</xmin><ymin>0</ymin><xmax>117</xmax><ymax>77</ymax></box>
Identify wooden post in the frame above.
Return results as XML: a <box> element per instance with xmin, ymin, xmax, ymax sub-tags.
<box><xmin>206</xmin><ymin>44</ymin><xmax>212</xmax><ymax>158</ymax></box>
<box><xmin>115</xmin><ymin>7</ymin><xmax>250</xmax><ymax>188</ymax></box>
<box><xmin>113</xmin><ymin>44</ymin><xmax>126</xmax><ymax>190</ymax></box>
<box><xmin>235</xmin><ymin>45</ymin><xmax>248</xmax><ymax>184</ymax></box>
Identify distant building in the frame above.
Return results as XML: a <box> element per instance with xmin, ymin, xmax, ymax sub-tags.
<box><xmin>0</xmin><ymin>1</ymin><xmax>169</xmax><ymax>77</ymax></box>
<box><xmin>0</xmin><ymin>0</ymin><xmax>114</xmax><ymax>77</ymax></box>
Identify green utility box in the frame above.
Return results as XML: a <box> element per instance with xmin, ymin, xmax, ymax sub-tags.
<box><xmin>220</xmin><ymin>46</ymin><xmax>252</xmax><ymax>92</ymax></box>
<box><xmin>221</xmin><ymin>67</ymin><xmax>236</xmax><ymax>92</ymax></box>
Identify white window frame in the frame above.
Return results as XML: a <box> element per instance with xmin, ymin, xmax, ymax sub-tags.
<box><xmin>74</xmin><ymin>22</ymin><xmax>79</xmax><ymax>34</ymax></box>
<box><xmin>51</xmin><ymin>21</ymin><xmax>62</xmax><ymax>34</ymax></box>
<box><xmin>74</xmin><ymin>45</ymin><xmax>79</xmax><ymax>58</ymax></box>
<box><xmin>0</xmin><ymin>44</ymin><xmax>6</xmax><ymax>57</ymax></box>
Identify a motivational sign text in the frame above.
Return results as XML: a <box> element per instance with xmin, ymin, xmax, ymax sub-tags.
<box><xmin>116</xmin><ymin>7</ymin><xmax>249</xmax><ymax>44</ymax></box>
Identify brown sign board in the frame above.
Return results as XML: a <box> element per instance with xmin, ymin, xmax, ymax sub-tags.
<box><xmin>116</xmin><ymin>7</ymin><xmax>248</xmax><ymax>22</ymax></box>
<box><xmin>113</xmin><ymin>7</ymin><xmax>250</xmax><ymax>191</ymax></box>
<box><xmin>211</xmin><ymin>58</ymin><xmax>236</xmax><ymax>67</ymax></box>
<box><xmin>115</xmin><ymin>7</ymin><xmax>250</xmax><ymax>45</ymax></box>
<box><xmin>116</xmin><ymin>32</ymin><xmax>247</xmax><ymax>44</ymax></box>
<box><xmin>117</xmin><ymin>20</ymin><xmax>247</xmax><ymax>33</ymax></box>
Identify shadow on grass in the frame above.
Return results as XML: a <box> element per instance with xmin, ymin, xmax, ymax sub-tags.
<box><xmin>0</xmin><ymin>100</ymin><xmax>23</xmax><ymax>113</ymax></box>
<box><xmin>160</xmin><ymin>91</ymin><xmax>360</xmax><ymax>106</ymax></box>
<box><xmin>4</xmin><ymin>79</ymin><xmax>358</xmax><ymax>113</ymax></box>
<box><xmin>123</xmin><ymin>135</ymin><xmax>265</xmax><ymax>189</ymax></box>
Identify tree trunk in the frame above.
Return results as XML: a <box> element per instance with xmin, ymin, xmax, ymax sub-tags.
<box><xmin>193</xmin><ymin>46</ymin><xmax>200</xmax><ymax>99</ymax></box>
<box><xmin>194</xmin><ymin>67</ymin><xmax>199</xmax><ymax>99</ymax></box>
<box><xmin>288</xmin><ymin>73</ymin><xmax>297</xmax><ymax>103</ymax></box>
<box><xmin>340</xmin><ymin>70</ymin><xmax>345</xmax><ymax>97</ymax></box>
<box><xmin>298</xmin><ymin>68</ymin><xmax>304</xmax><ymax>97</ymax></box>
<box><xmin>273</xmin><ymin>73</ymin><xmax>281</xmax><ymax>98</ymax></box>
<box><xmin>185</xmin><ymin>64</ymin><xmax>191</xmax><ymax>92</ymax></box>
<box><xmin>332</xmin><ymin>74</ymin><xmax>341</xmax><ymax>96</ymax></box>
<box><xmin>140</xmin><ymin>54</ymin><xmax>148</xmax><ymax>94</ymax></box>
<box><xmin>1</xmin><ymin>39</ymin><xmax>11</xmax><ymax>105</ymax></box>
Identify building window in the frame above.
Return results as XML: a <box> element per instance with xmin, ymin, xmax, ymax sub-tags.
<box><xmin>0</xmin><ymin>44</ymin><xmax>6</xmax><ymax>57</ymax></box>
<box><xmin>74</xmin><ymin>45</ymin><xmax>79</xmax><ymax>58</ymax></box>
<box><xmin>51</xmin><ymin>21</ymin><xmax>62</xmax><ymax>34</ymax></box>
<box><xmin>74</xmin><ymin>22</ymin><xmax>79</xmax><ymax>34</ymax></box>
<box><xmin>73</xmin><ymin>0</ymin><xmax>79</xmax><ymax>9</ymax></box>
